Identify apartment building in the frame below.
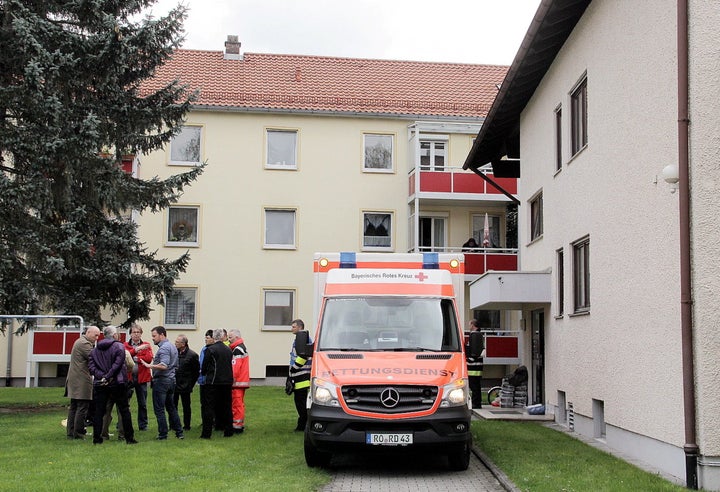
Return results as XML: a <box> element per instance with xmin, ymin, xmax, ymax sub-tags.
<box><xmin>465</xmin><ymin>0</ymin><xmax>720</xmax><ymax>488</ymax></box>
<box><xmin>0</xmin><ymin>34</ymin><xmax>526</xmax><ymax>390</ymax></box>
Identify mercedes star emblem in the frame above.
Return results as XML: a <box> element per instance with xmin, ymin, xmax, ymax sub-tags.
<box><xmin>380</xmin><ymin>387</ymin><xmax>400</xmax><ymax>408</ymax></box>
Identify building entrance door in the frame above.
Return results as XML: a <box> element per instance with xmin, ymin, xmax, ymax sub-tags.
<box><xmin>531</xmin><ymin>309</ymin><xmax>545</xmax><ymax>404</ymax></box>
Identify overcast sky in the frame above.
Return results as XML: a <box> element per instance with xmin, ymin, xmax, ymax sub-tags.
<box><xmin>147</xmin><ymin>0</ymin><xmax>541</xmax><ymax>66</ymax></box>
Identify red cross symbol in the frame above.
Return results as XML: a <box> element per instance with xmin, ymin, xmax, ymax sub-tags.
<box><xmin>415</xmin><ymin>272</ymin><xmax>428</xmax><ymax>282</ymax></box>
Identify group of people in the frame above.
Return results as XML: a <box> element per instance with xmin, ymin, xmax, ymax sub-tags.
<box><xmin>197</xmin><ymin>328</ymin><xmax>250</xmax><ymax>438</ymax></box>
<box><xmin>64</xmin><ymin>318</ymin><xmax>314</xmax><ymax>442</ymax></box>
<box><xmin>64</xmin><ymin>323</ymin><xmax>251</xmax><ymax>443</ymax></box>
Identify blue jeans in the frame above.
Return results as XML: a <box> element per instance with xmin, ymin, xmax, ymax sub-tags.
<box><xmin>151</xmin><ymin>378</ymin><xmax>183</xmax><ymax>438</ymax></box>
<box><xmin>129</xmin><ymin>381</ymin><xmax>148</xmax><ymax>430</ymax></box>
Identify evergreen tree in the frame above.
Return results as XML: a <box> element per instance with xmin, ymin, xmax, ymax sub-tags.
<box><xmin>0</xmin><ymin>0</ymin><xmax>205</xmax><ymax>332</ymax></box>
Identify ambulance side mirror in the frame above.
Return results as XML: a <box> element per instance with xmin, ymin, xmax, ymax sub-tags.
<box><xmin>468</xmin><ymin>331</ymin><xmax>483</xmax><ymax>358</ymax></box>
<box><xmin>295</xmin><ymin>330</ymin><xmax>314</xmax><ymax>358</ymax></box>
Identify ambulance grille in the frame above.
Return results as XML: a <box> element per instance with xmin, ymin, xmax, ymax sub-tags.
<box><xmin>326</xmin><ymin>353</ymin><xmax>364</xmax><ymax>359</ymax></box>
<box><xmin>341</xmin><ymin>385</ymin><xmax>438</xmax><ymax>414</ymax></box>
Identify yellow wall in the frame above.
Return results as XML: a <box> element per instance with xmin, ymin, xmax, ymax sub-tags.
<box><xmin>135</xmin><ymin>111</ymin><xmax>470</xmax><ymax>377</ymax></box>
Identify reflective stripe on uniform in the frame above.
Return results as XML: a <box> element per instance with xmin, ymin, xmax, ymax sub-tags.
<box><xmin>294</xmin><ymin>379</ymin><xmax>310</xmax><ymax>389</ymax></box>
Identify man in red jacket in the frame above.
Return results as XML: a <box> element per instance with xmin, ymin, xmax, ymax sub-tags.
<box><xmin>228</xmin><ymin>329</ymin><xmax>250</xmax><ymax>433</ymax></box>
<box><xmin>124</xmin><ymin>323</ymin><xmax>153</xmax><ymax>431</ymax></box>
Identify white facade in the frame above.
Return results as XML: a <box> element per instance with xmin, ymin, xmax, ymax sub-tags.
<box><xmin>502</xmin><ymin>0</ymin><xmax>719</xmax><ymax>487</ymax></box>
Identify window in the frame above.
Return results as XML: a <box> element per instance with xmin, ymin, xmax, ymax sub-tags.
<box><xmin>419</xmin><ymin>215</ymin><xmax>446</xmax><ymax>252</ymax></box>
<box><xmin>170</xmin><ymin>125</ymin><xmax>202</xmax><ymax>165</ymax></box>
<box><xmin>471</xmin><ymin>214</ymin><xmax>501</xmax><ymax>248</ymax></box>
<box><xmin>573</xmin><ymin>236</ymin><xmax>590</xmax><ymax>312</ymax></box>
<box><xmin>557</xmin><ymin>248</ymin><xmax>564</xmax><ymax>316</ymax></box>
<box><xmin>164</xmin><ymin>287</ymin><xmax>197</xmax><ymax>327</ymax></box>
<box><xmin>362</xmin><ymin>212</ymin><xmax>393</xmax><ymax>250</ymax></box>
<box><xmin>167</xmin><ymin>206</ymin><xmax>199</xmax><ymax>246</ymax></box>
<box><xmin>363</xmin><ymin>134</ymin><xmax>393</xmax><ymax>172</ymax></box>
<box><xmin>571</xmin><ymin>77</ymin><xmax>588</xmax><ymax>155</ymax></box>
<box><xmin>420</xmin><ymin>139</ymin><xmax>446</xmax><ymax>171</ymax></box>
<box><xmin>530</xmin><ymin>192</ymin><xmax>543</xmax><ymax>241</ymax></box>
<box><xmin>555</xmin><ymin>105</ymin><xmax>562</xmax><ymax>171</ymax></box>
<box><xmin>266</xmin><ymin>129</ymin><xmax>297</xmax><ymax>169</ymax></box>
<box><xmin>264</xmin><ymin>209</ymin><xmax>296</xmax><ymax>249</ymax></box>
<box><xmin>263</xmin><ymin>289</ymin><xmax>295</xmax><ymax>330</ymax></box>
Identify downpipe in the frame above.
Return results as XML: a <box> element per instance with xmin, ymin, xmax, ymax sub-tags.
<box><xmin>677</xmin><ymin>0</ymin><xmax>698</xmax><ymax>488</ymax></box>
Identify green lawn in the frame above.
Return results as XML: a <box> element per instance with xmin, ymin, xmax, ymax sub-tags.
<box><xmin>0</xmin><ymin>387</ymin><xmax>688</xmax><ymax>491</ymax></box>
<box><xmin>0</xmin><ymin>386</ymin><xmax>330</xmax><ymax>492</ymax></box>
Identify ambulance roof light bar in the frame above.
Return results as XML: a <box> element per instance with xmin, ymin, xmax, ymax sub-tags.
<box><xmin>422</xmin><ymin>252</ymin><xmax>439</xmax><ymax>269</ymax></box>
<box><xmin>339</xmin><ymin>252</ymin><xmax>356</xmax><ymax>268</ymax></box>
<box><xmin>334</xmin><ymin>252</ymin><xmax>444</xmax><ymax>269</ymax></box>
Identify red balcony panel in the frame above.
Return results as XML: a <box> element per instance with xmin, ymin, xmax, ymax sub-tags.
<box><xmin>419</xmin><ymin>171</ymin><xmax>451</xmax><ymax>193</ymax></box>
<box><xmin>453</xmin><ymin>173</ymin><xmax>486</xmax><ymax>193</ymax></box>
<box><xmin>464</xmin><ymin>253</ymin><xmax>487</xmax><ymax>275</ymax></box>
<box><xmin>121</xmin><ymin>157</ymin><xmax>134</xmax><ymax>175</ymax></box>
<box><xmin>32</xmin><ymin>330</ymin><xmax>128</xmax><ymax>356</ymax></box>
<box><xmin>486</xmin><ymin>254</ymin><xmax>518</xmax><ymax>271</ymax></box>
<box><xmin>65</xmin><ymin>332</ymin><xmax>80</xmax><ymax>353</ymax></box>
<box><xmin>33</xmin><ymin>332</ymin><xmax>66</xmax><ymax>355</ymax></box>
<box><xmin>465</xmin><ymin>253</ymin><xmax>518</xmax><ymax>275</ymax></box>
<box><xmin>486</xmin><ymin>335</ymin><xmax>519</xmax><ymax>358</ymax></box>
<box><xmin>486</xmin><ymin>175</ymin><xmax>518</xmax><ymax>195</ymax></box>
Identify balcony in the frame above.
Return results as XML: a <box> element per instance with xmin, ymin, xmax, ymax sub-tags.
<box><xmin>463</xmin><ymin>249</ymin><xmax>518</xmax><ymax>275</ymax></box>
<box><xmin>408</xmin><ymin>166</ymin><xmax>517</xmax><ymax>205</ymax></box>
<box><xmin>416</xmin><ymin>247</ymin><xmax>518</xmax><ymax>276</ymax></box>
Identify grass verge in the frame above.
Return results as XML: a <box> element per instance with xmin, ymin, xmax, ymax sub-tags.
<box><xmin>472</xmin><ymin>419</ymin><xmax>686</xmax><ymax>492</ymax></box>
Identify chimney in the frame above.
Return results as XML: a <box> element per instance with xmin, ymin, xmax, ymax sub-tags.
<box><xmin>224</xmin><ymin>35</ymin><xmax>242</xmax><ymax>60</ymax></box>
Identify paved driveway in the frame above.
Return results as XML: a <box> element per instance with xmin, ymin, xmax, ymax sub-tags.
<box><xmin>319</xmin><ymin>447</ymin><xmax>510</xmax><ymax>492</ymax></box>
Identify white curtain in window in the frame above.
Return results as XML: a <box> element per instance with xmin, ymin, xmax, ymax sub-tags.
<box><xmin>264</xmin><ymin>290</ymin><xmax>294</xmax><ymax>326</ymax></box>
<box><xmin>165</xmin><ymin>288</ymin><xmax>196</xmax><ymax>325</ymax></box>
<box><xmin>267</xmin><ymin>130</ymin><xmax>297</xmax><ymax>166</ymax></box>
<box><xmin>364</xmin><ymin>134</ymin><xmax>392</xmax><ymax>170</ymax></box>
<box><xmin>265</xmin><ymin>210</ymin><xmax>295</xmax><ymax>246</ymax></box>
<box><xmin>364</xmin><ymin>213</ymin><xmax>391</xmax><ymax>247</ymax></box>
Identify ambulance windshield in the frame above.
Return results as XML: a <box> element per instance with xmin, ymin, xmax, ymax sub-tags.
<box><xmin>317</xmin><ymin>297</ymin><xmax>460</xmax><ymax>352</ymax></box>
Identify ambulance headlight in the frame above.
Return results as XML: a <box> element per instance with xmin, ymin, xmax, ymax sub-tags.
<box><xmin>312</xmin><ymin>378</ymin><xmax>340</xmax><ymax>407</ymax></box>
<box><xmin>440</xmin><ymin>379</ymin><xmax>468</xmax><ymax>407</ymax></box>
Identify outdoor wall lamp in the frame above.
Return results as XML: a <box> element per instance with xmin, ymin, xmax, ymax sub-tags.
<box><xmin>662</xmin><ymin>164</ymin><xmax>680</xmax><ymax>193</ymax></box>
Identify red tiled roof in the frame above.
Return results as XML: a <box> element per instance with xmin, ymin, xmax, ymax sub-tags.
<box><xmin>141</xmin><ymin>50</ymin><xmax>508</xmax><ymax>118</ymax></box>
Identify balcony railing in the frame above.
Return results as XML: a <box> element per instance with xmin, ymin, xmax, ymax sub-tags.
<box><xmin>413</xmin><ymin>247</ymin><xmax>518</xmax><ymax>275</ymax></box>
<box><xmin>408</xmin><ymin>166</ymin><xmax>517</xmax><ymax>197</ymax></box>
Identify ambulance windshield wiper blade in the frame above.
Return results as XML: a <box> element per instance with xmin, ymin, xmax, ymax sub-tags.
<box><xmin>395</xmin><ymin>347</ymin><xmax>442</xmax><ymax>352</ymax></box>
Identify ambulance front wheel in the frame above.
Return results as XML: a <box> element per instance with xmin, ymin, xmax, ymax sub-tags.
<box><xmin>304</xmin><ymin>429</ymin><xmax>331</xmax><ymax>468</ymax></box>
<box><xmin>447</xmin><ymin>441</ymin><xmax>471</xmax><ymax>471</ymax></box>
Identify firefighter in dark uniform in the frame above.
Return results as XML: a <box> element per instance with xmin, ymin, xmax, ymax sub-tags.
<box><xmin>466</xmin><ymin>319</ymin><xmax>484</xmax><ymax>408</ymax></box>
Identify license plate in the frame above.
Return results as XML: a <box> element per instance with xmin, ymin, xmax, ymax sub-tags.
<box><xmin>366</xmin><ymin>432</ymin><xmax>413</xmax><ymax>446</ymax></box>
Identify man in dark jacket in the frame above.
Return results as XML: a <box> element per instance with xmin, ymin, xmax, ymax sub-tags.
<box><xmin>199</xmin><ymin>329</ymin><xmax>234</xmax><ymax>438</ymax></box>
<box><xmin>65</xmin><ymin>325</ymin><xmax>101</xmax><ymax>439</ymax></box>
<box><xmin>173</xmin><ymin>334</ymin><xmax>200</xmax><ymax>430</ymax></box>
<box><xmin>88</xmin><ymin>325</ymin><xmax>137</xmax><ymax>445</ymax></box>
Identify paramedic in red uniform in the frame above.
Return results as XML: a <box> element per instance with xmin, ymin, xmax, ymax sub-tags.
<box><xmin>228</xmin><ymin>329</ymin><xmax>250</xmax><ymax>433</ymax></box>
